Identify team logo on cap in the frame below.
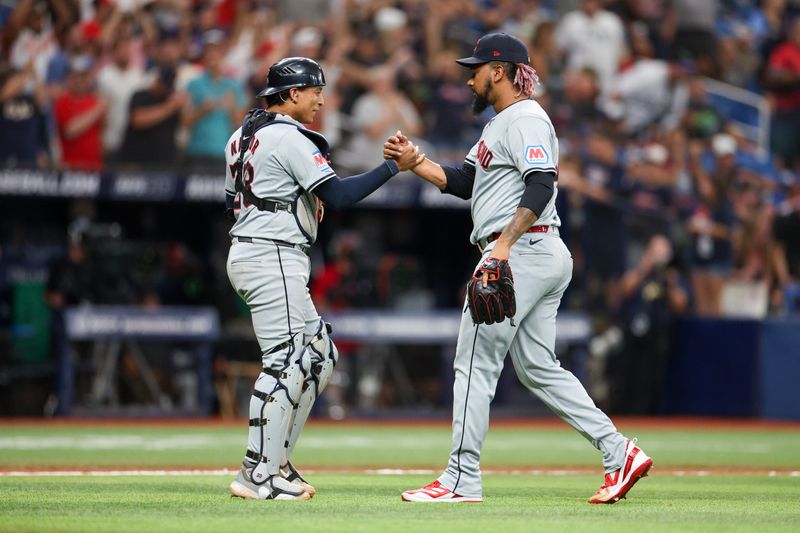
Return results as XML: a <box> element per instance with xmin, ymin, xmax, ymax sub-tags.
<box><xmin>525</xmin><ymin>145</ymin><xmax>549</xmax><ymax>165</ymax></box>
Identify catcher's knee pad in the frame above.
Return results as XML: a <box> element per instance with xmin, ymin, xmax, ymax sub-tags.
<box><xmin>304</xmin><ymin>320</ymin><xmax>338</xmax><ymax>394</ymax></box>
<box><xmin>283</xmin><ymin>321</ymin><xmax>337</xmax><ymax>460</ymax></box>
<box><xmin>262</xmin><ymin>334</ymin><xmax>308</xmax><ymax>403</ymax></box>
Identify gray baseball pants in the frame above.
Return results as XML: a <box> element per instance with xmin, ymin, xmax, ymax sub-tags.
<box><xmin>438</xmin><ymin>230</ymin><xmax>628</xmax><ymax>498</ymax></box>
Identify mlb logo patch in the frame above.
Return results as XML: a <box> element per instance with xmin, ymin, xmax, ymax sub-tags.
<box><xmin>525</xmin><ymin>145</ymin><xmax>549</xmax><ymax>165</ymax></box>
<box><xmin>312</xmin><ymin>150</ymin><xmax>332</xmax><ymax>172</ymax></box>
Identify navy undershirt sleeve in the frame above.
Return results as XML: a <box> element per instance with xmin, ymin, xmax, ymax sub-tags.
<box><xmin>519</xmin><ymin>170</ymin><xmax>556</xmax><ymax>217</ymax></box>
<box><xmin>442</xmin><ymin>162</ymin><xmax>476</xmax><ymax>199</ymax></box>
<box><xmin>224</xmin><ymin>191</ymin><xmax>236</xmax><ymax>219</ymax></box>
<box><xmin>313</xmin><ymin>160</ymin><xmax>399</xmax><ymax>209</ymax></box>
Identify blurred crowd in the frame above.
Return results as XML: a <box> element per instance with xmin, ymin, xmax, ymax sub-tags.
<box><xmin>3</xmin><ymin>0</ymin><xmax>800</xmax><ymax>417</ymax></box>
<box><xmin>2</xmin><ymin>0</ymin><xmax>800</xmax><ymax>322</ymax></box>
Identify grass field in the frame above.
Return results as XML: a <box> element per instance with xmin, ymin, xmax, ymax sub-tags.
<box><xmin>1</xmin><ymin>420</ymin><xmax>799</xmax><ymax>532</ymax></box>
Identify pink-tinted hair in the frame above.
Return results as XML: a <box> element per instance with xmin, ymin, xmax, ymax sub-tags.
<box><xmin>514</xmin><ymin>63</ymin><xmax>539</xmax><ymax>98</ymax></box>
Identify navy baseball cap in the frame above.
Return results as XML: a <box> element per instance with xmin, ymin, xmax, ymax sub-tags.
<box><xmin>456</xmin><ymin>32</ymin><xmax>530</xmax><ymax>67</ymax></box>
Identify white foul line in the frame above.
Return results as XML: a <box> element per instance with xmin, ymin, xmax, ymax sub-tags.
<box><xmin>1</xmin><ymin>469</ymin><xmax>798</xmax><ymax>477</ymax></box>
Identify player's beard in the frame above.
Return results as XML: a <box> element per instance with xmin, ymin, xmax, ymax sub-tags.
<box><xmin>471</xmin><ymin>79</ymin><xmax>492</xmax><ymax>115</ymax></box>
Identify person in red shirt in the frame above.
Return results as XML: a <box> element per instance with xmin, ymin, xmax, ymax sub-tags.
<box><xmin>53</xmin><ymin>55</ymin><xmax>107</xmax><ymax>171</ymax></box>
<box><xmin>766</xmin><ymin>17</ymin><xmax>800</xmax><ymax>169</ymax></box>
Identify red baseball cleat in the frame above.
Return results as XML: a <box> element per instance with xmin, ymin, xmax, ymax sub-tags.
<box><xmin>401</xmin><ymin>480</ymin><xmax>483</xmax><ymax>503</ymax></box>
<box><xmin>589</xmin><ymin>438</ymin><xmax>653</xmax><ymax>504</ymax></box>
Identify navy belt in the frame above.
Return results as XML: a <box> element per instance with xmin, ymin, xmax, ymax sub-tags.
<box><xmin>235</xmin><ymin>236</ymin><xmax>308</xmax><ymax>252</ymax></box>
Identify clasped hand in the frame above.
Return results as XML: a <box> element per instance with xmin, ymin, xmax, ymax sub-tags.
<box><xmin>384</xmin><ymin>130</ymin><xmax>425</xmax><ymax>171</ymax></box>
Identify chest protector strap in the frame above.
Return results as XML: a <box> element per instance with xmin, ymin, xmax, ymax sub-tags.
<box><xmin>233</xmin><ymin>109</ymin><xmax>284</xmax><ymax>211</ymax></box>
<box><xmin>233</xmin><ymin>109</ymin><xmax>332</xmax><ymax>210</ymax></box>
<box><xmin>233</xmin><ymin>108</ymin><xmax>331</xmax><ymax>243</ymax></box>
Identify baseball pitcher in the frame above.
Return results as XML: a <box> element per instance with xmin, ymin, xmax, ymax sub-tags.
<box><xmin>385</xmin><ymin>33</ymin><xmax>653</xmax><ymax>504</ymax></box>
<box><xmin>225</xmin><ymin>57</ymin><xmax>422</xmax><ymax>501</ymax></box>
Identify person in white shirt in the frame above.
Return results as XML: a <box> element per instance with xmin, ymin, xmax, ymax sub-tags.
<box><xmin>555</xmin><ymin>0</ymin><xmax>625</xmax><ymax>91</ymax></box>
<box><xmin>97</xmin><ymin>37</ymin><xmax>149</xmax><ymax>158</ymax></box>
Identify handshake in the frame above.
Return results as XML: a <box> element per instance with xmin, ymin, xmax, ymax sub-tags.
<box><xmin>384</xmin><ymin>130</ymin><xmax>426</xmax><ymax>172</ymax></box>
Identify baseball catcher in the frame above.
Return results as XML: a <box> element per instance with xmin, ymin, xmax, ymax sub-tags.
<box><xmin>225</xmin><ymin>57</ymin><xmax>423</xmax><ymax>502</ymax></box>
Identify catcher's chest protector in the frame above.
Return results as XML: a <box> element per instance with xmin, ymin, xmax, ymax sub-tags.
<box><xmin>231</xmin><ymin>109</ymin><xmax>331</xmax><ymax>244</ymax></box>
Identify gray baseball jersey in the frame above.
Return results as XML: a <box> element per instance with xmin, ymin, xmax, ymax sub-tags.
<box><xmin>224</xmin><ymin>113</ymin><xmax>334</xmax><ymax>245</ymax></box>
<box><xmin>435</xmin><ymin>99</ymin><xmax>629</xmax><ymax>499</ymax></box>
<box><xmin>465</xmin><ymin>99</ymin><xmax>561</xmax><ymax>245</ymax></box>
<box><xmin>224</xmin><ymin>112</ymin><xmax>333</xmax><ymax>361</ymax></box>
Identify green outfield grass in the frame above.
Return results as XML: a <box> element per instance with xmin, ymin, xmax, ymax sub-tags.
<box><xmin>1</xmin><ymin>423</ymin><xmax>799</xmax><ymax>469</ymax></box>
<box><xmin>1</xmin><ymin>474</ymin><xmax>799</xmax><ymax>532</ymax></box>
<box><xmin>1</xmin><ymin>422</ymin><xmax>799</xmax><ymax>532</ymax></box>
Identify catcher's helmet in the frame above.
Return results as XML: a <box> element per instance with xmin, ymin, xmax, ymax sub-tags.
<box><xmin>257</xmin><ymin>57</ymin><xmax>326</xmax><ymax>97</ymax></box>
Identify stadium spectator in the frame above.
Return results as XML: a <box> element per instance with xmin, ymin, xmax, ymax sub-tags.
<box><xmin>118</xmin><ymin>66</ymin><xmax>184</xmax><ymax>168</ymax></box>
<box><xmin>3</xmin><ymin>0</ymin><xmax>62</xmax><ymax>83</ymax></box>
<box><xmin>686</xmin><ymin>134</ymin><xmax>739</xmax><ymax>315</ymax></box>
<box><xmin>732</xmin><ymin>200</ymin><xmax>789</xmax><ymax>312</ymax></box>
<box><xmin>0</xmin><ymin>59</ymin><xmax>48</xmax><ymax>167</ymax></box>
<box><xmin>599</xmin><ymin>23</ymin><xmax>689</xmax><ymax>136</ymax></box>
<box><xmin>682</xmin><ymin>76</ymin><xmax>724</xmax><ymax>140</ymax></box>
<box><xmin>45</xmin><ymin>23</ymin><xmax>92</xmax><ymax>93</ymax></box>
<box><xmin>498</xmin><ymin>0</ymin><xmax>554</xmax><ymax>44</ymax></box>
<box><xmin>422</xmin><ymin>49</ymin><xmax>476</xmax><ymax>163</ymax></box>
<box><xmin>555</xmin><ymin>0</ymin><xmax>626</xmax><ymax>91</ymax></box>
<box><xmin>556</xmin><ymin>67</ymin><xmax>603</xmax><ymax>135</ymax></box>
<box><xmin>97</xmin><ymin>37</ymin><xmax>149</xmax><ymax>162</ymax></box>
<box><xmin>717</xmin><ymin>34</ymin><xmax>760</xmax><ymax>90</ymax></box>
<box><xmin>623</xmin><ymin>132</ymin><xmax>682</xmax><ymax>240</ymax></box>
<box><xmin>764</xmin><ymin>17</ymin><xmax>800</xmax><ymax>170</ymax></box>
<box><xmin>336</xmin><ymin>66</ymin><xmax>421</xmax><ymax>173</ymax></box>
<box><xmin>574</xmin><ymin>129</ymin><xmax>631</xmax><ymax>310</ymax></box>
<box><xmin>753</xmin><ymin>0</ymin><xmax>789</xmax><ymax>61</ymax></box>
<box><xmin>53</xmin><ymin>55</ymin><xmax>107</xmax><ymax>171</ymax></box>
<box><xmin>529</xmin><ymin>21</ymin><xmax>564</xmax><ymax>97</ymax></box>
<box><xmin>773</xmin><ymin>175</ymin><xmax>800</xmax><ymax>313</ymax></box>
<box><xmin>287</xmin><ymin>25</ymin><xmax>346</xmax><ymax>145</ymax></box>
<box><xmin>151</xmin><ymin>29</ymin><xmax>186</xmax><ymax>72</ymax></box>
<box><xmin>337</xmin><ymin>26</ymin><xmax>386</xmax><ymax>113</ymax></box>
<box><xmin>667</xmin><ymin>0</ymin><xmax>720</xmax><ymax>76</ymax></box>
<box><xmin>181</xmin><ymin>30</ymin><xmax>246</xmax><ymax>170</ymax></box>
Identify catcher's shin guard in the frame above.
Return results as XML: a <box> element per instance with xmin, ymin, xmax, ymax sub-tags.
<box><xmin>246</xmin><ymin>337</ymin><xmax>308</xmax><ymax>485</ymax></box>
<box><xmin>283</xmin><ymin>321</ymin><xmax>338</xmax><ymax>464</ymax></box>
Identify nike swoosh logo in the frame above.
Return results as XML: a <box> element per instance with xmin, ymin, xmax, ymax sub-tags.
<box><xmin>529</xmin><ymin>238</ymin><xmax>542</xmax><ymax>246</ymax></box>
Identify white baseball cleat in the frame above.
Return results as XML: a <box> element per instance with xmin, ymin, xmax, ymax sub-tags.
<box><xmin>280</xmin><ymin>461</ymin><xmax>316</xmax><ymax>497</ymax></box>
<box><xmin>401</xmin><ymin>480</ymin><xmax>483</xmax><ymax>503</ymax></box>
<box><xmin>257</xmin><ymin>475</ymin><xmax>312</xmax><ymax>500</ymax></box>
<box><xmin>230</xmin><ymin>467</ymin><xmax>310</xmax><ymax>501</ymax></box>
<box><xmin>588</xmin><ymin>438</ymin><xmax>653</xmax><ymax>504</ymax></box>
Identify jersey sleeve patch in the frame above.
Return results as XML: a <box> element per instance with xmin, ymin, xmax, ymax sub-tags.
<box><xmin>312</xmin><ymin>150</ymin><xmax>332</xmax><ymax>173</ymax></box>
<box><xmin>524</xmin><ymin>145</ymin><xmax>549</xmax><ymax>165</ymax></box>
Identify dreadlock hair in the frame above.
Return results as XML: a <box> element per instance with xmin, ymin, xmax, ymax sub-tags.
<box><xmin>489</xmin><ymin>61</ymin><xmax>539</xmax><ymax>98</ymax></box>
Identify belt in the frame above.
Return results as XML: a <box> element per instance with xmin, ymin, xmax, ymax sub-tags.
<box><xmin>477</xmin><ymin>225</ymin><xmax>559</xmax><ymax>253</ymax></box>
<box><xmin>234</xmin><ymin>236</ymin><xmax>308</xmax><ymax>252</ymax></box>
